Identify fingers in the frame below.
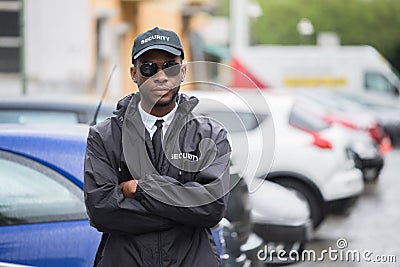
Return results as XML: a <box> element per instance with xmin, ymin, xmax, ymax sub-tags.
<box><xmin>120</xmin><ymin>180</ymin><xmax>138</xmax><ymax>198</ymax></box>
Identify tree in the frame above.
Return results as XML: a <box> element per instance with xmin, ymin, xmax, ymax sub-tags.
<box><xmin>249</xmin><ymin>0</ymin><xmax>400</xmax><ymax>71</ymax></box>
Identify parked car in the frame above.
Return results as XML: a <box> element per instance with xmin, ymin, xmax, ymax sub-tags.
<box><xmin>0</xmin><ymin>125</ymin><xmax>101</xmax><ymax>267</ymax></box>
<box><xmin>326</xmin><ymin>91</ymin><xmax>400</xmax><ymax>147</ymax></box>
<box><xmin>0</xmin><ymin>97</ymin><xmax>114</xmax><ymax>125</ymax></box>
<box><xmin>0</xmin><ymin>124</ymin><xmax>260</xmax><ymax>267</ymax></box>
<box><xmin>192</xmin><ymin>90</ymin><xmax>312</xmax><ymax>264</ymax></box>
<box><xmin>291</xmin><ymin>89</ymin><xmax>387</xmax><ymax>147</ymax></box>
<box><xmin>288</xmin><ymin>89</ymin><xmax>385</xmax><ymax>181</ymax></box>
<box><xmin>192</xmin><ymin>90</ymin><xmax>364</xmax><ymax>229</ymax></box>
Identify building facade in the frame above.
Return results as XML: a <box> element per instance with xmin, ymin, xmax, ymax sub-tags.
<box><xmin>1</xmin><ymin>0</ymin><xmax>215</xmax><ymax>97</ymax></box>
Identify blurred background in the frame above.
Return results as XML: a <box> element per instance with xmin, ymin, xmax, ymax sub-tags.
<box><xmin>2</xmin><ymin>0</ymin><xmax>400</xmax><ymax>98</ymax></box>
<box><xmin>1</xmin><ymin>0</ymin><xmax>400</xmax><ymax>266</ymax></box>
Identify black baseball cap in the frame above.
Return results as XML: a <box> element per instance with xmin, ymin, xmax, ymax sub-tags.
<box><xmin>131</xmin><ymin>27</ymin><xmax>184</xmax><ymax>63</ymax></box>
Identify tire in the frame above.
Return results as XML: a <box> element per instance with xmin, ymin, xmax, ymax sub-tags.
<box><xmin>362</xmin><ymin>167</ymin><xmax>380</xmax><ymax>182</ymax></box>
<box><xmin>273</xmin><ymin>178</ymin><xmax>325</xmax><ymax>229</ymax></box>
<box><xmin>389</xmin><ymin>133</ymin><xmax>400</xmax><ymax>147</ymax></box>
<box><xmin>386</xmin><ymin>128</ymin><xmax>400</xmax><ymax>147</ymax></box>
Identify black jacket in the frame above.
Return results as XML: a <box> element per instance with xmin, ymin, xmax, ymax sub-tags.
<box><xmin>84</xmin><ymin>93</ymin><xmax>231</xmax><ymax>267</ymax></box>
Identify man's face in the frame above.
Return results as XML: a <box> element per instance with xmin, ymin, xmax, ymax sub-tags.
<box><xmin>131</xmin><ymin>49</ymin><xmax>186</xmax><ymax>111</ymax></box>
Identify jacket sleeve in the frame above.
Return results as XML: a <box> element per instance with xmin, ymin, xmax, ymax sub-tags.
<box><xmin>136</xmin><ymin>129</ymin><xmax>231</xmax><ymax>228</ymax></box>
<box><xmin>84</xmin><ymin>127</ymin><xmax>176</xmax><ymax>235</ymax></box>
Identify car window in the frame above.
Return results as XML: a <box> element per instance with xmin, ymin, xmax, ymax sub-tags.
<box><xmin>200</xmin><ymin>111</ymin><xmax>266</xmax><ymax>133</ymax></box>
<box><xmin>364</xmin><ymin>72</ymin><xmax>393</xmax><ymax>93</ymax></box>
<box><xmin>289</xmin><ymin>103</ymin><xmax>330</xmax><ymax>132</ymax></box>
<box><xmin>0</xmin><ymin>151</ymin><xmax>87</xmax><ymax>226</ymax></box>
<box><xmin>0</xmin><ymin>110</ymin><xmax>79</xmax><ymax>124</ymax></box>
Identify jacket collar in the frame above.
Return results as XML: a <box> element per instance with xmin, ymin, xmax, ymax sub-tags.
<box><xmin>114</xmin><ymin>92</ymin><xmax>199</xmax><ymax>125</ymax></box>
<box><xmin>120</xmin><ymin>92</ymin><xmax>199</xmax><ymax>178</ymax></box>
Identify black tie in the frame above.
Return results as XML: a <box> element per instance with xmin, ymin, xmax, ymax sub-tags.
<box><xmin>152</xmin><ymin>119</ymin><xmax>164</xmax><ymax>170</ymax></box>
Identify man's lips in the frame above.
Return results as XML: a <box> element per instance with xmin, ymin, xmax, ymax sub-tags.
<box><xmin>152</xmin><ymin>88</ymin><xmax>171</xmax><ymax>95</ymax></box>
<box><xmin>153</xmin><ymin>87</ymin><xmax>170</xmax><ymax>91</ymax></box>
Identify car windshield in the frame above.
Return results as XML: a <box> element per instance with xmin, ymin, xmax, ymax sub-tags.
<box><xmin>289</xmin><ymin>103</ymin><xmax>330</xmax><ymax>132</ymax></box>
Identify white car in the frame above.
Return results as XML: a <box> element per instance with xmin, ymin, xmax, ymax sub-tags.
<box><xmin>288</xmin><ymin>89</ymin><xmax>385</xmax><ymax>181</ymax></box>
<box><xmin>192</xmin><ymin>89</ymin><xmax>364</xmax><ymax>228</ymax></box>
<box><xmin>192</xmin><ymin>90</ymin><xmax>312</xmax><ymax>255</ymax></box>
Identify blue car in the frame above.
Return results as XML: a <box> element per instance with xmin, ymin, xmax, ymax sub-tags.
<box><xmin>0</xmin><ymin>125</ymin><xmax>241</xmax><ymax>267</ymax></box>
<box><xmin>0</xmin><ymin>125</ymin><xmax>101</xmax><ymax>267</ymax></box>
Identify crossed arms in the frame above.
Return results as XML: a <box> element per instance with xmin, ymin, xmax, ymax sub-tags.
<box><xmin>84</xmin><ymin>127</ymin><xmax>231</xmax><ymax>235</ymax></box>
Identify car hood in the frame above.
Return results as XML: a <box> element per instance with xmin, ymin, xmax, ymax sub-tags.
<box><xmin>0</xmin><ymin>124</ymin><xmax>89</xmax><ymax>186</ymax></box>
<box><xmin>249</xmin><ymin>180</ymin><xmax>310</xmax><ymax>226</ymax></box>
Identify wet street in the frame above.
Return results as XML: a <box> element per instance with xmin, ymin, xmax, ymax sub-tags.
<box><xmin>292</xmin><ymin>149</ymin><xmax>400</xmax><ymax>267</ymax></box>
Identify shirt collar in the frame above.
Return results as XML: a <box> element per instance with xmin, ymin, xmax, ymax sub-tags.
<box><xmin>138</xmin><ymin>101</ymin><xmax>178</xmax><ymax>130</ymax></box>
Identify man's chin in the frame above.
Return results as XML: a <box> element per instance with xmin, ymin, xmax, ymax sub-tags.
<box><xmin>154</xmin><ymin>92</ymin><xmax>178</xmax><ymax>107</ymax></box>
<box><xmin>155</xmin><ymin>98</ymin><xmax>174</xmax><ymax>107</ymax></box>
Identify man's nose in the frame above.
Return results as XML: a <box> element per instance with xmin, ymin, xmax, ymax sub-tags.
<box><xmin>153</xmin><ymin>68</ymin><xmax>169</xmax><ymax>82</ymax></box>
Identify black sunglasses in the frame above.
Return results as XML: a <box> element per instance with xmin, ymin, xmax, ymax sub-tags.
<box><xmin>139</xmin><ymin>61</ymin><xmax>181</xmax><ymax>78</ymax></box>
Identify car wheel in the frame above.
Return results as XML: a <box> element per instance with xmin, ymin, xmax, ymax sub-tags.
<box><xmin>385</xmin><ymin>128</ymin><xmax>400</xmax><ymax>148</ymax></box>
<box><xmin>273</xmin><ymin>178</ymin><xmax>325</xmax><ymax>229</ymax></box>
<box><xmin>362</xmin><ymin>167</ymin><xmax>380</xmax><ymax>182</ymax></box>
<box><xmin>389</xmin><ymin>133</ymin><xmax>400</xmax><ymax>147</ymax></box>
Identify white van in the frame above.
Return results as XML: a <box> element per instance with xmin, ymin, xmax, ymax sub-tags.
<box><xmin>232</xmin><ymin>45</ymin><xmax>400</xmax><ymax>106</ymax></box>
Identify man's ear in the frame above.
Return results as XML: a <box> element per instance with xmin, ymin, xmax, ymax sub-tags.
<box><xmin>130</xmin><ymin>66</ymin><xmax>137</xmax><ymax>83</ymax></box>
<box><xmin>180</xmin><ymin>61</ymin><xmax>187</xmax><ymax>82</ymax></box>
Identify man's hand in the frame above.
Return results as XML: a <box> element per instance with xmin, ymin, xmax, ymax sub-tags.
<box><xmin>120</xmin><ymin>180</ymin><xmax>138</xmax><ymax>199</ymax></box>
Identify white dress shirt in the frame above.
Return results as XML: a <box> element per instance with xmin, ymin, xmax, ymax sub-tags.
<box><xmin>138</xmin><ymin>101</ymin><xmax>177</xmax><ymax>139</ymax></box>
